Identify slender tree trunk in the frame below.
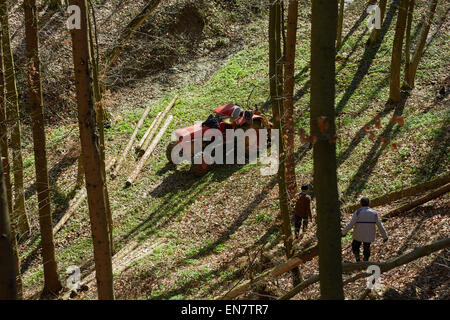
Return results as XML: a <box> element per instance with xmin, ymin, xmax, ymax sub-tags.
<box><xmin>310</xmin><ymin>0</ymin><xmax>344</xmax><ymax>299</ymax></box>
<box><xmin>283</xmin><ymin>0</ymin><xmax>299</xmax><ymax>200</ymax></box>
<box><xmin>0</xmin><ymin>31</ymin><xmax>21</xmax><ymax>300</ymax></box>
<box><xmin>336</xmin><ymin>0</ymin><xmax>345</xmax><ymax>49</ymax></box>
<box><xmin>0</xmin><ymin>0</ymin><xmax>29</xmax><ymax>237</ymax></box>
<box><xmin>24</xmin><ymin>0</ymin><xmax>62</xmax><ymax>294</ymax></box>
<box><xmin>69</xmin><ymin>0</ymin><xmax>114</xmax><ymax>300</ymax></box>
<box><xmin>0</xmin><ymin>149</ymin><xmax>17</xmax><ymax>299</ymax></box>
<box><xmin>269</xmin><ymin>0</ymin><xmax>301</xmax><ymax>286</ymax></box>
<box><xmin>369</xmin><ymin>0</ymin><xmax>388</xmax><ymax>45</ymax></box>
<box><xmin>389</xmin><ymin>0</ymin><xmax>409</xmax><ymax>102</ymax></box>
<box><xmin>76</xmin><ymin>153</ymin><xmax>84</xmax><ymax>187</ymax></box>
<box><xmin>88</xmin><ymin>6</ymin><xmax>113</xmax><ymax>251</ymax></box>
<box><xmin>406</xmin><ymin>0</ymin><xmax>439</xmax><ymax>88</ymax></box>
<box><xmin>404</xmin><ymin>0</ymin><xmax>415</xmax><ymax>83</ymax></box>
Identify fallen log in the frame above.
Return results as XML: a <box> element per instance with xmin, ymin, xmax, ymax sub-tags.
<box><xmin>111</xmin><ymin>105</ymin><xmax>152</xmax><ymax>179</ymax></box>
<box><xmin>382</xmin><ymin>183</ymin><xmax>450</xmax><ymax>220</ymax></box>
<box><xmin>137</xmin><ymin>95</ymin><xmax>178</xmax><ymax>156</ymax></box>
<box><xmin>126</xmin><ymin>115</ymin><xmax>173</xmax><ymax>186</ymax></box>
<box><xmin>53</xmin><ymin>159</ymin><xmax>115</xmax><ymax>235</ymax></box>
<box><xmin>219</xmin><ymin>241</ymin><xmax>318</xmax><ymax>300</ymax></box>
<box><xmin>136</xmin><ymin>111</ymin><xmax>162</xmax><ymax>152</ymax></box>
<box><xmin>342</xmin><ymin>172</ymin><xmax>450</xmax><ymax>213</ymax></box>
<box><xmin>279</xmin><ymin>237</ymin><xmax>450</xmax><ymax>300</ymax></box>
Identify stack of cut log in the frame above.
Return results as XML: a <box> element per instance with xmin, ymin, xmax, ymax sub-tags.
<box><xmin>111</xmin><ymin>94</ymin><xmax>178</xmax><ymax>185</ymax></box>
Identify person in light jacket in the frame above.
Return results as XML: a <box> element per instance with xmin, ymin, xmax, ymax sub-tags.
<box><xmin>342</xmin><ymin>197</ymin><xmax>388</xmax><ymax>262</ymax></box>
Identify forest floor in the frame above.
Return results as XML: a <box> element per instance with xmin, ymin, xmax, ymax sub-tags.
<box><xmin>12</xmin><ymin>0</ymin><xmax>450</xmax><ymax>300</ymax></box>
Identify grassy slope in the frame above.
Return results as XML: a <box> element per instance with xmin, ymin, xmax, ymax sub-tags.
<box><xmin>20</xmin><ymin>0</ymin><xmax>449</xmax><ymax>299</ymax></box>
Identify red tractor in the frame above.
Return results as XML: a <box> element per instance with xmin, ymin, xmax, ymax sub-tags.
<box><xmin>166</xmin><ymin>104</ymin><xmax>272</xmax><ymax>176</ymax></box>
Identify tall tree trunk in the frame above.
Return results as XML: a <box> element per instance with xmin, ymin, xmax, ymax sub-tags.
<box><xmin>0</xmin><ymin>149</ymin><xmax>17</xmax><ymax>299</ymax></box>
<box><xmin>310</xmin><ymin>0</ymin><xmax>344</xmax><ymax>299</ymax></box>
<box><xmin>0</xmin><ymin>31</ymin><xmax>21</xmax><ymax>299</ymax></box>
<box><xmin>336</xmin><ymin>0</ymin><xmax>345</xmax><ymax>49</ymax></box>
<box><xmin>283</xmin><ymin>0</ymin><xmax>299</xmax><ymax>200</ymax></box>
<box><xmin>404</xmin><ymin>0</ymin><xmax>415</xmax><ymax>82</ymax></box>
<box><xmin>69</xmin><ymin>0</ymin><xmax>114</xmax><ymax>300</ymax></box>
<box><xmin>269</xmin><ymin>0</ymin><xmax>301</xmax><ymax>286</ymax></box>
<box><xmin>88</xmin><ymin>5</ymin><xmax>113</xmax><ymax>251</ymax></box>
<box><xmin>0</xmin><ymin>0</ymin><xmax>29</xmax><ymax>237</ymax></box>
<box><xmin>24</xmin><ymin>0</ymin><xmax>62</xmax><ymax>294</ymax></box>
<box><xmin>369</xmin><ymin>0</ymin><xmax>388</xmax><ymax>45</ymax></box>
<box><xmin>405</xmin><ymin>0</ymin><xmax>439</xmax><ymax>88</ymax></box>
<box><xmin>389</xmin><ymin>0</ymin><xmax>409</xmax><ymax>102</ymax></box>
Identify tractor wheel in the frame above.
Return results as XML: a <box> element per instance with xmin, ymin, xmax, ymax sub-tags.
<box><xmin>166</xmin><ymin>141</ymin><xmax>179</xmax><ymax>165</ymax></box>
<box><xmin>190</xmin><ymin>153</ymin><xmax>209</xmax><ymax>176</ymax></box>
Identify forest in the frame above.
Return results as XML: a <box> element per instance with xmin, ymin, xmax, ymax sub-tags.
<box><xmin>0</xmin><ymin>0</ymin><xmax>449</xmax><ymax>303</ymax></box>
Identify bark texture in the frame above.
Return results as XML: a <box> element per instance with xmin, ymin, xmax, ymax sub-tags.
<box><xmin>0</xmin><ymin>150</ymin><xmax>17</xmax><ymax>299</ymax></box>
<box><xmin>405</xmin><ymin>0</ymin><xmax>439</xmax><ymax>88</ymax></box>
<box><xmin>269</xmin><ymin>0</ymin><xmax>301</xmax><ymax>286</ymax></box>
<box><xmin>69</xmin><ymin>0</ymin><xmax>114</xmax><ymax>300</ymax></box>
<box><xmin>24</xmin><ymin>0</ymin><xmax>62</xmax><ymax>294</ymax></box>
<box><xmin>283</xmin><ymin>0</ymin><xmax>299</xmax><ymax>199</ymax></box>
<box><xmin>0</xmin><ymin>0</ymin><xmax>29</xmax><ymax>237</ymax></box>
<box><xmin>310</xmin><ymin>0</ymin><xmax>343</xmax><ymax>299</ymax></box>
<box><xmin>389</xmin><ymin>0</ymin><xmax>409</xmax><ymax>102</ymax></box>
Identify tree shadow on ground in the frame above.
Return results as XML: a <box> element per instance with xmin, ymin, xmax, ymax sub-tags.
<box><xmin>335</xmin><ymin>0</ymin><xmax>398</xmax><ymax>116</ymax></box>
<box><xmin>146</xmin><ymin>144</ymin><xmax>312</xmax><ymax>299</ymax></box>
<box><xmin>337</xmin><ymin>94</ymin><xmax>394</xmax><ymax>168</ymax></box>
<box><xmin>383</xmin><ymin>248</ymin><xmax>450</xmax><ymax>300</ymax></box>
<box><xmin>341</xmin><ymin>95</ymin><xmax>408</xmax><ymax>203</ymax></box>
<box><xmin>146</xmin><ymin>225</ymin><xmax>282</xmax><ymax>300</ymax></box>
<box><xmin>24</xmin><ymin>146</ymin><xmax>79</xmax><ymax>201</ymax></box>
<box><xmin>395</xmin><ymin>205</ymin><xmax>449</xmax><ymax>256</ymax></box>
<box><xmin>412</xmin><ymin>111</ymin><xmax>450</xmax><ymax>184</ymax></box>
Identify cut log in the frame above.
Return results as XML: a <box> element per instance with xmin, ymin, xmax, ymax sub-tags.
<box><xmin>52</xmin><ymin>159</ymin><xmax>115</xmax><ymax>235</ymax></box>
<box><xmin>136</xmin><ymin>111</ymin><xmax>162</xmax><ymax>152</ymax></box>
<box><xmin>126</xmin><ymin>115</ymin><xmax>173</xmax><ymax>186</ymax></box>
<box><xmin>218</xmin><ymin>241</ymin><xmax>318</xmax><ymax>300</ymax></box>
<box><xmin>279</xmin><ymin>237</ymin><xmax>450</xmax><ymax>299</ymax></box>
<box><xmin>382</xmin><ymin>183</ymin><xmax>450</xmax><ymax>220</ymax></box>
<box><xmin>111</xmin><ymin>105</ymin><xmax>152</xmax><ymax>179</ymax></box>
<box><xmin>137</xmin><ymin>95</ymin><xmax>178</xmax><ymax>156</ymax></box>
<box><xmin>342</xmin><ymin>172</ymin><xmax>450</xmax><ymax>213</ymax></box>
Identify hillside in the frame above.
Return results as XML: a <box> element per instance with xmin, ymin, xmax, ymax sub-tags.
<box><xmin>5</xmin><ymin>0</ymin><xmax>449</xmax><ymax>300</ymax></box>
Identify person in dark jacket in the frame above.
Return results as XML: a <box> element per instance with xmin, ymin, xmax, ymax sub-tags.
<box><xmin>293</xmin><ymin>185</ymin><xmax>313</xmax><ymax>238</ymax></box>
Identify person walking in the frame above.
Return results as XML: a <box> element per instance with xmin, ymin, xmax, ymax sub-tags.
<box><xmin>293</xmin><ymin>185</ymin><xmax>312</xmax><ymax>238</ymax></box>
<box><xmin>342</xmin><ymin>197</ymin><xmax>388</xmax><ymax>262</ymax></box>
